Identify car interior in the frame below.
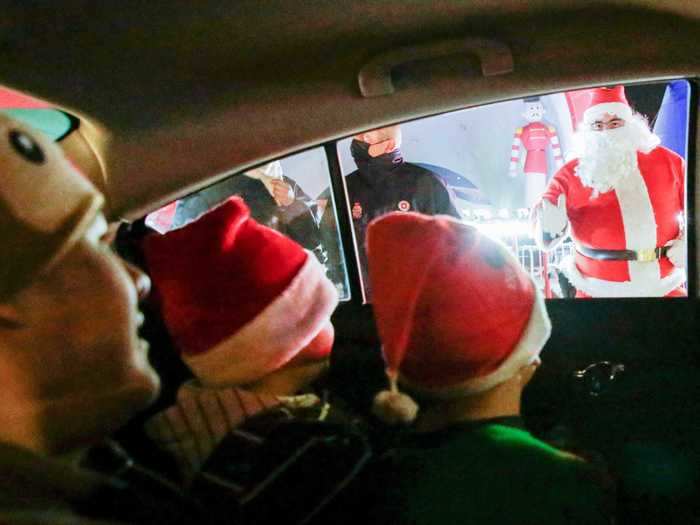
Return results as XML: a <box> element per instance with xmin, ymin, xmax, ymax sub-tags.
<box><xmin>2</xmin><ymin>2</ymin><xmax>700</xmax><ymax>522</ymax></box>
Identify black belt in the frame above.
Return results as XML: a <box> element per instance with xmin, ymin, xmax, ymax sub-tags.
<box><xmin>576</xmin><ymin>245</ymin><xmax>669</xmax><ymax>262</ymax></box>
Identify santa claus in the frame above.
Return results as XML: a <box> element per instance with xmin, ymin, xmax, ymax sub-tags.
<box><xmin>533</xmin><ymin>85</ymin><xmax>686</xmax><ymax>298</ymax></box>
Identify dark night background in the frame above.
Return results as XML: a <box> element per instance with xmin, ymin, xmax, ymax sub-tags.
<box><xmin>626</xmin><ymin>83</ymin><xmax>668</xmax><ymax>124</ymax></box>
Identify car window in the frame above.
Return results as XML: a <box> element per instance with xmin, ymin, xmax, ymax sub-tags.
<box><xmin>146</xmin><ymin>147</ymin><xmax>351</xmax><ymax>301</ymax></box>
<box><xmin>0</xmin><ymin>86</ymin><xmax>74</xmax><ymax>141</ymax></box>
<box><xmin>339</xmin><ymin>80</ymin><xmax>690</xmax><ymax>301</ymax></box>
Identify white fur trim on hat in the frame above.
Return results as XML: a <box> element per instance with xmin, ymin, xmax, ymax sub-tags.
<box><xmin>583</xmin><ymin>102</ymin><xmax>632</xmax><ymax>124</ymax></box>
<box><xmin>184</xmin><ymin>254</ymin><xmax>338</xmax><ymax>387</ymax></box>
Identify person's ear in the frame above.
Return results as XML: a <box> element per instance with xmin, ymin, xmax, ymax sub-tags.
<box><xmin>519</xmin><ymin>357</ymin><xmax>541</xmax><ymax>386</ymax></box>
<box><xmin>0</xmin><ymin>302</ymin><xmax>23</xmax><ymax>329</ymax></box>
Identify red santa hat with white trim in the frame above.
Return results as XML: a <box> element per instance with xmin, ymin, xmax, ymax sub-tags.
<box><xmin>143</xmin><ymin>196</ymin><xmax>338</xmax><ymax>387</ymax></box>
<box><xmin>367</xmin><ymin>212</ymin><xmax>551</xmax><ymax>425</ymax></box>
<box><xmin>582</xmin><ymin>85</ymin><xmax>632</xmax><ymax>125</ymax></box>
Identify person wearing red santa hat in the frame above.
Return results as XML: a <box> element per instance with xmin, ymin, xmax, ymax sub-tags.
<box><xmin>533</xmin><ymin>85</ymin><xmax>686</xmax><ymax>298</ymax></box>
<box><xmin>329</xmin><ymin>211</ymin><xmax>611</xmax><ymax>525</ymax></box>
<box><xmin>142</xmin><ymin>196</ymin><xmax>339</xmax><ymax>480</ymax></box>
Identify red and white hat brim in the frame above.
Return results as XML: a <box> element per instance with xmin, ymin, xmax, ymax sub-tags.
<box><xmin>583</xmin><ymin>102</ymin><xmax>632</xmax><ymax>125</ymax></box>
<box><xmin>184</xmin><ymin>254</ymin><xmax>338</xmax><ymax>387</ymax></box>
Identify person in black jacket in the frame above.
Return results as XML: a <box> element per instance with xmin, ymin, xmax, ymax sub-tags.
<box><xmin>344</xmin><ymin>125</ymin><xmax>461</xmax><ymax>297</ymax></box>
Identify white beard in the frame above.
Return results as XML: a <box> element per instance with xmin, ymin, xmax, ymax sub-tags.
<box><xmin>574</xmin><ymin>113</ymin><xmax>660</xmax><ymax>197</ymax></box>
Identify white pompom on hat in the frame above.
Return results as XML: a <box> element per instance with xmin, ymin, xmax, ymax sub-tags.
<box><xmin>366</xmin><ymin>212</ymin><xmax>551</xmax><ymax>425</ymax></box>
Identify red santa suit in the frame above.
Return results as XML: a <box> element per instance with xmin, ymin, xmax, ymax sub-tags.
<box><xmin>535</xmin><ymin>85</ymin><xmax>686</xmax><ymax>298</ymax></box>
<box><xmin>542</xmin><ymin>146</ymin><xmax>685</xmax><ymax>297</ymax></box>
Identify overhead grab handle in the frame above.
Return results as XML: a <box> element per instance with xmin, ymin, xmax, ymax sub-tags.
<box><xmin>358</xmin><ymin>37</ymin><xmax>513</xmax><ymax>98</ymax></box>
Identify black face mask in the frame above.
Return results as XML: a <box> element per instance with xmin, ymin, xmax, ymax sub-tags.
<box><xmin>350</xmin><ymin>139</ymin><xmax>404</xmax><ymax>180</ymax></box>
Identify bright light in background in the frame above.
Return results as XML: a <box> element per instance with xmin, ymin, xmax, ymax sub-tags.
<box><xmin>498</xmin><ymin>208</ymin><xmax>510</xmax><ymax>219</ymax></box>
<box><xmin>469</xmin><ymin>209</ymin><xmax>493</xmax><ymax>221</ymax></box>
<box><xmin>469</xmin><ymin>219</ymin><xmax>532</xmax><ymax>238</ymax></box>
<box><xmin>516</xmin><ymin>208</ymin><xmax>530</xmax><ymax>220</ymax></box>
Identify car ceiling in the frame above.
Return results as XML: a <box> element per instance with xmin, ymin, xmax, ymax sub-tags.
<box><xmin>1</xmin><ymin>1</ymin><xmax>699</xmax><ymax>224</ymax></box>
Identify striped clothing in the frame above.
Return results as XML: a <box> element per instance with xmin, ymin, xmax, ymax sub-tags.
<box><xmin>145</xmin><ymin>382</ymin><xmax>298</xmax><ymax>482</ymax></box>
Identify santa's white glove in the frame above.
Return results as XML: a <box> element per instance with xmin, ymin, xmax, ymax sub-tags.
<box><xmin>540</xmin><ymin>194</ymin><xmax>568</xmax><ymax>238</ymax></box>
<box><xmin>667</xmin><ymin>233</ymin><xmax>686</xmax><ymax>269</ymax></box>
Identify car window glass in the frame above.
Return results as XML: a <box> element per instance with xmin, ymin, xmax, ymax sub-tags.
<box><xmin>146</xmin><ymin>147</ymin><xmax>351</xmax><ymax>301</ymax></box>
<box><xmin>339</xmin><ymin>80</ymin><xmax>690</xmax><ymax>301</ymax></box>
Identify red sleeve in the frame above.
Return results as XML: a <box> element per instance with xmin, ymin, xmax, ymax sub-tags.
<box><xmin>540</xmin><ymin>163</ymin><xmax>573</xmax><ymax>206</ymax></box>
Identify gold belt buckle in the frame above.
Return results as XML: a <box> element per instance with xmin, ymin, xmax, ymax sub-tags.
<box><xmin>636</xmin><ymin>248</ymin><xmax>656</xmax><ymax>262</ymax></box>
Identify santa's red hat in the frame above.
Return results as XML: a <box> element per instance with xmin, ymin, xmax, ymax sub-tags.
<box><xmin>367</xmin><ymin>212</ymin><xmax>551</xmax><ymax>424</ymax></box>
<box><xmin>582</xmin><ymin>85</ymin><xmax>632</xmax><ymax>125</ymax></box>
<box><xmin>143</xmin><ymin>196</ymin><xmax>338</xmax><ymax>387</ymax></box>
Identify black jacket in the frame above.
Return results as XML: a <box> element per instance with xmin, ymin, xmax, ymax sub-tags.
<box><xmin>345</xmin><ymin>140</ymin><xmax>461</xmax><ymax>295</ymax></box>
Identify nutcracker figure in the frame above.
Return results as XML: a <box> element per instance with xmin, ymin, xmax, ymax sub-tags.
<box><xmin>509</xmin><ymin>97</ymin><xmax>564</xmax><ymax>207</ymax></box>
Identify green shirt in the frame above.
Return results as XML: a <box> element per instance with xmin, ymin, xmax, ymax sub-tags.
<box><xmin>341</xmin><ymin>417</ymin><xmax>612</xmax><ymax>525</ymax></box>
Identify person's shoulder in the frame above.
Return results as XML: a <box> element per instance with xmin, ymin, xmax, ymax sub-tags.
<box><xmin>548</xmin><ymin>158</ymin><xmax>578</xmax><ymax>182</ymax></box>
<box><xmin>402</xmin><ymin>163</ymin><xmax>451</xmax><ymax>189</ymax></box>
<box><xmin>640</xmin><ymin>146</ymin><xmax>685</xmax><ymax>176</ymax></box>
<box><xmin>479</xmin><ymin>425</ymin><xmax>613</xmax><ymax>509</ymax></box>
<box><xmin>646</xmin><ymin>145</ymin><xmax>684</xmax><ymax>163</ymax></box>
<box><xmin>344</xmin><ymin>169</ymin><xmax>360</xmax><ymax>184</ymax></box>
<box><xmin>479</xmin><ymin>424</ymin><xmax>596</xmax><ymax>472</ymax></box>
<box><xmin>403</xmin><ymin>162</ymin><xmax>440</xmax><ymax>177</ymax></box>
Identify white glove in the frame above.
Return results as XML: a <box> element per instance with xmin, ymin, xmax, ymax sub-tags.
<box><xmin>540</xmin><ymin>194</ymin><xmax>568</xmax><ymax>237</ymax></box>
<box><xmin>667</xmin><ymin>234</ymin><xmax>686</xmax><ymax>269</ymax></box>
